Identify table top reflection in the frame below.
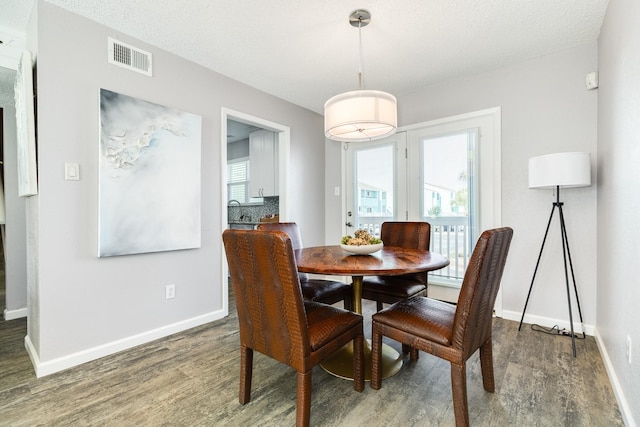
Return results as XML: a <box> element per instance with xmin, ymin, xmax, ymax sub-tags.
<box><xmin>295</xmin><ymin>245</ymin><xmax>450</xmax><ymax>277</ymax></box>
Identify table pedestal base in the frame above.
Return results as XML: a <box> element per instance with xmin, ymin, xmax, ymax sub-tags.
<box><xmin>320</xmin><ymin>339</ymin><xmax>402</xmax><ymax>381</ymax></box>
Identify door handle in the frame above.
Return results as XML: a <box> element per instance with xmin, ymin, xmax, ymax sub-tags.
<box><xmin>345</xmin><ymin>222</ymin><xmax>353</xmax><ymax>227</ymax></box>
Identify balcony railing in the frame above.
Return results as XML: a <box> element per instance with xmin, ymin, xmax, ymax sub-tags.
<box><xmin>357</xmin><ymin>215</ymin><xmax>471</xmax><ymax>284</ymax></box>
<box><xmin>428</xmin><ymin>216</ymin><xmax>470</xmax><ymax>283</ymax></box>
<box><xmin>357</xmin><ymin>215</ymin><xmax>391</xmax><ymax>238</ymax></box>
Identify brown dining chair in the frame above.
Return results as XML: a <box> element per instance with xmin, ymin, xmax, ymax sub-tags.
<box><xmin>257</xmin><ymin>222</ymin><xmax>353</xmax><ymax>310</ymax></box>
<box><xmin>361</xmin><ymin>221</ymin><xmax>431</xmax><ymax>311</ymax></box>
<box><xmin>222</xmin><ymin>229</ymin><xmax>365</xmax><ymax>427</ymax></box>
<box><xmin>370</xmin><ymin>227</ymin><xmax>513</xmax><ymax>427</ymax></box>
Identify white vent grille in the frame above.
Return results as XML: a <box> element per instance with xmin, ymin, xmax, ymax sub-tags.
<box><xmin>108</xmin><ymin>38</ymin><xmax>152</xmax><ymax>76</ymax></box>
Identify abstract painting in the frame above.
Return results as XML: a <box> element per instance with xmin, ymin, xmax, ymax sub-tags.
<box><xmin>14</xmin><ymin>50</ymin><xmax>38</xmax><ymax>197</ymax></box>
<box><xmin>99</xmin><ymin>89</ymin><xmax>201</xmax><ymax>257</ymax></box>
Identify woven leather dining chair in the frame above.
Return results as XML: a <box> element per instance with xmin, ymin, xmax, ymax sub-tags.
<box><xmin>361</xmin><ymin>221</ymin><xmax>431</xmax><ymax>311</ymax></box>
<box><xmin>370</xmin><ymin>227</ymin><xmax>513</xmax><ymax>427</ymax></box>
<box><xmin>257</xmin><ymin>222</ymin><xmax>353</xmax><ymax>310</ymax></box>
<box><xmin>222</xmin><ymin>229</ymin><xmax>365</xmax><ymax>427</ymax></box>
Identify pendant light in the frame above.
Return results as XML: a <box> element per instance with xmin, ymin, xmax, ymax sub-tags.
<box><xmin>324</xmin><ymin>10</ymin><xmax>398</xmax><ymax>142</ymax></box>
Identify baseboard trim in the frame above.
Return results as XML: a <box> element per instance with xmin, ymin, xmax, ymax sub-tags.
<box><xmin>4</xmin><ymin>306</ymin><xmax>27</xmax><ymax>320</ymax></box>
<box><xmin>594</xmin><ymin>329</ymin><xmax>637</xmax><ymax>427</ymax></box>
<box><xmin>501</xmin><ymin>310</ymin><xmax>595</xmax><ymax>336</ymax></box>
<box><xmin>25</xmin><ymin>308</ymin><xmax>228</xmax><ymax>378</ymax></box>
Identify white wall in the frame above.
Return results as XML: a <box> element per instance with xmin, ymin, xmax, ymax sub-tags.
<box><xmin>326</xmin><ymin>43</ymin><xmax>598</xmax><ymax>329</ymax></box>
<box><xmin>597</xmin><ymin>0</ymin><xmax>640</xmax><ymax>424</ymax></box>
<box><xmin>24</xmin><ymin>1</ymin><xmax>325</xmax><ymax>374</ymax></box>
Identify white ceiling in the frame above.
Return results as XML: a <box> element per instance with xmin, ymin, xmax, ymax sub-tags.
<box><xmin>1</xmin><ymin>0</ymin><xmax>609</xmax><ymax>113</ymax></box>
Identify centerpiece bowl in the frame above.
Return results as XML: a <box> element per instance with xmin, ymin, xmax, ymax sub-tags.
<box><xmin>340</xmin><ymin>242</ymin><xmax>383</xmax><ymax>255</ymax></box>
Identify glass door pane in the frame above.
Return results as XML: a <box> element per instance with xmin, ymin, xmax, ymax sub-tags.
<box><xmin>344</xmin><ymin>133</ymin><xmax>407</xmax><ymax>237</ymax></box>
<box><xmin>421</xmin><ymin>130</ymin><xmax>478</xmax><ymax>284</ymax></box>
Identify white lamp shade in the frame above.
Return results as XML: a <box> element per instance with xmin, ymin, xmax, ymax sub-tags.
<box><xmin>324</xmin><ymin>90</ymin><xmax>397</xmax><ymax>142</ymax></box>
<box><xmin>528</xmin><ymin>152</ymin><xmax>591</xmax><ymax>189</ymax></box>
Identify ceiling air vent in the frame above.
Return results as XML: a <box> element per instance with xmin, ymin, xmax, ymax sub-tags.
<box><xmin>108</xmin><ymin>37</ymin><xmax>152</xmax><ymax>76</ymax></box>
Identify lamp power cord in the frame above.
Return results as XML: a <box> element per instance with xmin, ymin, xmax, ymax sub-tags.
<box><xmin>530</xmin><ymin>323</ymin><xmax>586</xmax><ymax>339</ymax></box>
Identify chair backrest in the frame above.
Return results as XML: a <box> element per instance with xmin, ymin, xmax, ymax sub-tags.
<box><xmin>256</xmin><ymin>222</ymin><xmax>308</xmax><ymax>280</ymax></box>
<box><xmin>222</xmin><ymin>229</ymin><xmax>310</xmax><ymax>368</ymax></box>
<box><xmin>451</xmin><ymin>227</ymin><xmax>513</xmax><ymax>357</ymax></box>
<box><xmin>380</xmin><ymin>221</ymin><xmax>431</xmax><ymax>250</ymax></box>
<box><xmin>257</xmin><ymin>222</ymin><xmax>304</xmax><ymax>250</ymax></box>
<box><xmin>380</xmin><ymin>222</ymin><xmax>431</xmax><ymax>283</ymax></box>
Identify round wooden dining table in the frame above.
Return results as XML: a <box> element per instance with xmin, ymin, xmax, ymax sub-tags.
<box><xmin>295</xmin><ymin>245</ymin><xmax>449</xmax><ymax>380</ymax></box>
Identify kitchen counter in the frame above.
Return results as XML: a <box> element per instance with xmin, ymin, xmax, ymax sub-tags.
<box><xmin>228</xmin><ymin>221</ymin><xmax>261</xmax><ymax>225</ymax></box>
<box><xmin>228</xmin><ymin>221</ymin><xmax>259</xmax><ymax>230</ymax></box>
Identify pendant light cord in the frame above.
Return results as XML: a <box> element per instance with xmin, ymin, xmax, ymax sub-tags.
<box><xmin>358</xmin><ymin>18</ymin><xmax>364</xmax><ymax>90</ymax></box>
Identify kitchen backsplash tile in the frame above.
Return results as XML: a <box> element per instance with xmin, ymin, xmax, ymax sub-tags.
<box><xmin>228</xmin><ymin>196</ymin><xmax>279</xmax><ymax>223</ymax></box>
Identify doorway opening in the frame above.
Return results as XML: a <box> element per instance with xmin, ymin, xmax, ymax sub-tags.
<box><xmin>220</xmin><ymin>108</ymin><xmax>290</xmax><ymax>314</ymax></box>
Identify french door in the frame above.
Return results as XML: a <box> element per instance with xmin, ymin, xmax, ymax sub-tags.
<box><xmin>342</xmin><ymin>108</ymin><xmax>501</xmax><ymax>308</ymax></box>
<box><xmin>343</xmin><ymin>132</ymin><xmax>407</xmax><ymax>237</ymax></box>
<box><xmin>407</xmin><ymin>128</ymin><xmax>479</xmax><ymax>290</ymax></box>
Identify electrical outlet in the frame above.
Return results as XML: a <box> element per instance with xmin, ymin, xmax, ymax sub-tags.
<box><xmin>627</xmin><ymin>335</ymin><xmax>632</xmax><ymax>364</ymax></box>
<box><xmin>165</xmin><ymin>284</ymin><xmax>176</xmax><ymax>300</ymax></box>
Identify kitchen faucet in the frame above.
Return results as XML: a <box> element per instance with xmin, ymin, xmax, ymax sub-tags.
<box><xmin>228</xmin><ymin>199</ymin><xmax>249</xmax><ymax>222</ymax></box>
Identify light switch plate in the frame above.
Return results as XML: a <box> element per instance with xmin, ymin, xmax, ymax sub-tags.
<box><xmin>586</xmin><ymin>72</ymin><xmax>599</xmax><ymax>90</ymax></box>
<box><xmin>65</xmin><ymin>162</ymin><xmax>80</xmax><ymax>180</ymax></box>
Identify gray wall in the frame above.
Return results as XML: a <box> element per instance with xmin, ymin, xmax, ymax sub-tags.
<box><xmin>598</xmin><ymin>0</ymin><xmax>640</xmax><ymax>423</ymax></box>
<box><xmin>25</xmin><ymin>1</ymin><xmax>325</xmax><ymax>372</ymax></box>
<box><xmin>326</xmin><ymin>43</ymin><xmax>598</xmax><ymax>328</ymax></box>
<box><xmin>227</xmin><ymin>139</ymin><xmax>249</xmax><ymax>161</ymax></box>
<box><xmin>2</xmin><ymin>104</ymin><xmax>28</xmax><ymax>318</ymax></box>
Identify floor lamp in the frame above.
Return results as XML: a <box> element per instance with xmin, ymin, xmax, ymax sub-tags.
<box><xmin>518</xmin><ymin>152</ymin><xmax>591</xmax><ymax>357</ymax></box>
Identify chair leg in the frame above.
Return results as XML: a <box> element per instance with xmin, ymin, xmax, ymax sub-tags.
<box><xmin>296</xmin><ymin>370</ymin><xmax>312</xmax><ymax>427</ymax></box>
<box><xmin>401</xmin><ymin>343</ymin><xmax>420</xmax><ymax>360</ymax></box>
<box><xmin>344</xmin><ymin>296</ymin><xmax>353</xmax><ymax>312</ymax></box>
<box><xmin>353</xmin><ymin>334</ymin><xmax>365</xmax><ymax>392</ymax></box>
<box><xmin>370</xmin><ymin>324</ymin><xmax>383</xmax><ymax>390</ymax></box>
<box><xmin>376</xmin><ymin>301</ymin><xmax>384</xmax><ymax>312</ymax></box>
<box><xmin>451</xmin><ymin>362</ymin><xmax>470</xmax><ymax>427</ymax></box>
<box><xmin>479</xmin><ymin>338</ymin><xmax>495</xmax><ymax>392</ymax></box>
<box><xmin>239</xmin><ymin>345</ymin><xmax>253</xmax><ymax>404</ymax></box>
<box><xmin>410</xmin><ymin>346</ymin><xmax>420</xmax><ymax>361</ymax></box>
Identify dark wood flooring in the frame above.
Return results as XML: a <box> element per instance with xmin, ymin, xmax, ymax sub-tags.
<box><xmin>0</xmin><ymin>287</ymin><xmax>624</xmax><ymax>426</ymax></box>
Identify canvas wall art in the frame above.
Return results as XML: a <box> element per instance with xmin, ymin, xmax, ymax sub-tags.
<box><xmin>99</xmin><ymin>89</ymin><xmax>202</xmax><ymax>257</ymax></box>
<box><xmin>14</xmin><ymin>50</ymin><xmax>38</xmax><ymax>197</ymax></box>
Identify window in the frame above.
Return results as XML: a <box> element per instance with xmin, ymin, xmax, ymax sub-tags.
<box><xmin>226</xmin><ymin>158</ymin><xmax>262</xmax><ymax>204</ymax></box>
